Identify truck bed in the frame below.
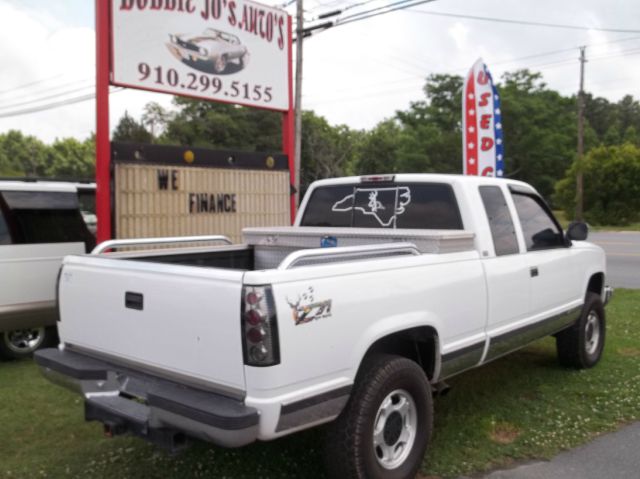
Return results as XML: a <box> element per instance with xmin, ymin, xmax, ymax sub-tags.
<box><xmin>118</xmin><ymin>227</ymin><xmax>475</xmax><ymax>271</ymax></box>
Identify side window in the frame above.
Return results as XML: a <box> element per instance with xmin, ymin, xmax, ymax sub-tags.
<box><xmin>0</xmin><ymin>191</ymin><xmax>95</xmax><ymax>250</ymax></box>
<box><xmin>0</xmin><ymin>209</ymin><xmax>11</xmax><ymax>245</ymax></box>
<box><xmin>511</xmin><ymin>192</ymin><xmax>564</xmax><ymax>251</ymax></box>
<box><xmin>479</xmin><ymin>186</ymin><xmax>519</xmax><ymax>256</ymax></box>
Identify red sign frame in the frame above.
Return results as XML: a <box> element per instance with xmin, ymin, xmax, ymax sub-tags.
<box><xmin>95</xmin><ymin>0</ymin><xmax>295</xmax><ymax>243</ymax></box>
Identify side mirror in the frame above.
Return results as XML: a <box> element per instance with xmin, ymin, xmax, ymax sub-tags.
<box><xmin>566</xmin><ymin>221</ymin><xmax>589</xmax><ymax>241</ymax></box>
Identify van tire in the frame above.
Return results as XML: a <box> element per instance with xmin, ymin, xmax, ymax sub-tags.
<box><xmin>0</xmin><ymin>326</ymin><xmax>57</xmax><ymax>360</ymax></box>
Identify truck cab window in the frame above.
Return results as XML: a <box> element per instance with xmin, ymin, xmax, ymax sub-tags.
<box><xmin>479</xmin><ymin>186</ymin><xmax>519</xmax><ymax>255</ymax></box>
<box><xmin>511</xmin><ymin>192</ymin><xmax>564</xmax><ymax>251</ymax></box>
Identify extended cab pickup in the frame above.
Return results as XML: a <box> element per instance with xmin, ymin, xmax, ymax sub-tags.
<box><xmin>36</xmin><ymin>174</ymin><xmax>612</xmax><ymax>479</ymax></box>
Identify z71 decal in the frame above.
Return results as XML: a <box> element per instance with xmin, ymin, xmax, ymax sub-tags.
<box><xmin>332</xmin><ymin>187</ymin><xmax>412</xmax><ymax>227</ymax></box>
<box><xmin>287</xmin><ymin>287</ymin><xmax>332</xmax><ymax>325</ymax></box>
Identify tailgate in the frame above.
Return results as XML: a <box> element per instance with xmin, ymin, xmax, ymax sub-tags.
<box><xmin>57</xmin><ymin>255</ymin><xmax>246</xmax><ymax>396</ymax></box>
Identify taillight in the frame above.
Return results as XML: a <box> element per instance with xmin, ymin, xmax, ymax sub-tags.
<box><xmin>241</xmin><ymin>285</ymin><xmax>280</xmax><ymax>366</ymax></box>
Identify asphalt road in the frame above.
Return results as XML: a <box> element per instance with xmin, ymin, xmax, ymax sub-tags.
<box><xmin>460</xmin><ymin>422</ymin><xmax>640</xmax><ymax>479</ymax></box>
<box><xmin>589</xmin><ymin>231</ymin><xmax>640</xmax><ymax>289</ymax></box>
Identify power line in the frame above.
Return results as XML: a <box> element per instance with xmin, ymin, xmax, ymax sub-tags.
<box><xmin>298</xmin><ymin>0</ymin><xmax>437</xmax><ymax>38</ymax></box>
<box><xmin>0</xmin><ymin>77</ymin><xmax>93</xmax><ymax>102</ymax></box>
<box><xmin>0</xmin><ymin>88</ymin><xmax>124</xmax><ymax>119</ymax></box>
<box><xmin>0</xmin><ymin>85</ymin><xmax>96</xmax><ymax>111</ymax></box>
<box><xmin>408</xmin><ymin>9</ymin><xmax>640</xmax><ymax>34</ymax></box>
<box><xmin>0</xmin><ymin>74</ymin><xmax>65</xmax><ymax>95</ymax></box>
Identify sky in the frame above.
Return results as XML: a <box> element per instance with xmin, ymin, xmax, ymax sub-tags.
<box><xmin>0</xmin><ymin>0</ymin><xmax>639</xmax><ymax>143</ymax></box>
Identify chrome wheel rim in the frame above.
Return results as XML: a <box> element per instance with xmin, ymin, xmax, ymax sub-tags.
<box><xmin>373</xmin><ymin>389</ymin><xmax>417</xmax><ymax>470</ymax></box>
<box><xmin>585</xmin><ymin>311</ymin><xmax>601</xmax><ymax>355</ymax></box>
<box><xmin>4</xmin><ymin>327</ymin><xmax>45</xmax><ymax>354</ymax></box>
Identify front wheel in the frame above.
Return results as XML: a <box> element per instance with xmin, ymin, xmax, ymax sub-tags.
<box><xmin>556</xmin><ymin>292</ymin><xmax>606</xmax><ymax>369</ymax></box>
<box><xmin>0</xmin><ymin>326</ymin><xmax>57</xmax><ymax>360</ymax></box>
<box><xmin>324</xmin><ymin>354</ymin><xmax>432</xmax><ymax>479</ymax></box>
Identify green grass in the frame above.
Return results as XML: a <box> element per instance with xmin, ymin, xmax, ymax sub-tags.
<box><xmin>553</xmin><ymin>210</ymin><xmax>640</xmax><ymax>232</ymax></box>
<box><xmin>2</xmin><ymin>291</ymin><xmax>639</xmax><ymax>479</ymax></box>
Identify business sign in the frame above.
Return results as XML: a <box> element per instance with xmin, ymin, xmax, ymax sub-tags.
<box><xmin>111</xmin><ymin>0</ymin><xmax>290</xmax><ymax>111</ymax></box>
<box><xmin>112</xmin><ymin>143</ymin><xmax>290</xmax><ymax>242</ymax></box>
<box><xmin>462</xmin><ymin>58</ymin><xmax>504</xmax><ymax>177</ymax></box>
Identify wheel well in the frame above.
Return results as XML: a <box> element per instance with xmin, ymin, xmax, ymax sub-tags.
<box><xmin>360</xmin><ymin>327</ymin><xmax>438</xmax><ymax>381</ymax></box>
<box><xmin>587</xmin><ymin>273</ymin><xmax>604</xmax><ymax>298</ymax></box>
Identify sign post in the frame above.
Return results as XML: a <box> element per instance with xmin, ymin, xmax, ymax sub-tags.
<box><xmin>95</xmin><ymin>0</ymin><xmax>295</xmax><ymax>243</ymax></box>
<box><xmin>95</xmin><ymin>0</ymin><xmax>112</xmax><ymax>244</ymax></box>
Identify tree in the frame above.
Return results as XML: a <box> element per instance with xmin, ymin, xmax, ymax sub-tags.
<box><xmin>112</xmin><ymin>111</ymin><xmax>152</xmax><ymax>143</ymax></box>
<box><xmin>499</xmin><ymin>70</ymin><xmax>577</xmax><ymax>198</ymax></box>
<box><xmin>141</xmin><ymin>102</ymin><xmax>171</xmax><ymax>140</ymax></box>
<box><xmin>555</xmin><ymin>143</ymin><xmax>640</xmax><ymax>225</ymax></box>
<box><xmin>353</xmin><ymin>119</ymin><xmax>402</xmax><ymax>175</ymax></box>
<box><xmin>44</xmin><ymin>138</ymin><xmax>95</xmax><ymax>178</ymax></box>
<box><xmin>160</xmin><ymin>97</ymin><xmax>281</xmax><ymax>151</ymax></box>
<box><xmin>299</xmin><ymin>111</ymin><xmax>361</xmax><ymax>192</ymax></box>
<box><xmin>0</xmin><ymin>130</ymin><xmax>48</xmax><ymax>176</ymax></box>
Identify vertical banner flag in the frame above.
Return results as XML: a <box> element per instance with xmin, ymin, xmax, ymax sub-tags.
<box><xmin>462</xmin><ymin>58</ymin><xmax>504</xmax><ymax>177</ymax></box>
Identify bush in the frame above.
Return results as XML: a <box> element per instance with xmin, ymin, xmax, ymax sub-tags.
<box><xmin>555</xmin><ymin>143</ymin><xmax>640</xmax><ymax>225</ymax></box>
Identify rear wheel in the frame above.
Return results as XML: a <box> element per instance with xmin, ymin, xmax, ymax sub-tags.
<box><xmin>325</xmin><ymin>354</ymin><xmax>432</xmax><ymax>479</ymax></box>
<box><xmin>0</xmin><ymin>326</ymin><xmax>57</xmax><ymax>360</ymax></box>
<box><xmin>556</xmin><ymin>292</ymin><xmax>605</xmax><ymax>369</ymax></box>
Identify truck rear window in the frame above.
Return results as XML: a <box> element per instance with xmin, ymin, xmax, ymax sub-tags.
<box><xmin>301</xmin><ymin>183</ymin><xmax>463</xmax><ymax>229</ymax></box>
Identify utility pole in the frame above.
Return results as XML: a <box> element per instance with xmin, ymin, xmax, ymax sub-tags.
<box><xmin>575</xmin><ymin>46</ymin><xmax>586</xmax><ymax>221</ymax></box>
<box><xmin>294</xmin><ymin>0</ymin><xmax>304</xmax><ymax>207</ymax></box>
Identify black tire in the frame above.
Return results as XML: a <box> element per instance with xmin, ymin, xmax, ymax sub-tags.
<box><xmin>556</xmin><ymin>292</ymin><xmax>605</xmax><ymax>369</ymax></box>
<box><xmin>0</xmin><ymin>326</ymin><xmax>58</xmax><ymax>360</ymax></box>
<box><xmin>324</xmin><ymin>354</ymin><xmax>432</xmax><ymax>479</ymax></box>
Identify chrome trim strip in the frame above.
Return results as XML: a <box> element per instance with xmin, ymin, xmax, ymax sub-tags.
<box><xmin>440</xmin><ymin>341</ymin><xmax>485</xmax><ymax>379</ymax></box>
<box><xmin>276</xmin><ymin>385</ymin><xmax>352</xmax><ymax>432</ymax></box>
<box><xmin>485</xmin><ymin>305</ymin><xmax>582</xmax><ymax>362</ymax></box>
<box><xmin>92</xmin><ymin>235</ymin><xmax>232</xmax><ymax>254</ymax></box>
<box><xmin>278</xmin><ymin>242</ymin><xmax>421</xmax><ymax>270</ymax></box>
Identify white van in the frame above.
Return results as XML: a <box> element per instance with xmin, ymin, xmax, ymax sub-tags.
<box><xmin>0</xmin><ymin>180</ymin><xmax>95</xmax><ymax>359</ymax></box>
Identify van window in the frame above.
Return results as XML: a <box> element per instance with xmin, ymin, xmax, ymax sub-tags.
<box><xmin>0</xmin><ymin>191</ymin><xmax>94</xmax><ymax>249</ymax></box>
<box><xmin>0</xmin><ymin>210</ymin><xmax>10</xmax><ymax>245</ymax></box>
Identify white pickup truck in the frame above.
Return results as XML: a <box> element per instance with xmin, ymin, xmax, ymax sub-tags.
<box><xmin>36</xmin><ymin>174</ymin><xmax>611</xmax><ymax>479</ymax></box>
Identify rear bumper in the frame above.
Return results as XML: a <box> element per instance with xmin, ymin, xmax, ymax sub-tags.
<box><xmin>34</xmin><ymin>348</ymin><xmax>259</xmax><ymax>449</ymax></box>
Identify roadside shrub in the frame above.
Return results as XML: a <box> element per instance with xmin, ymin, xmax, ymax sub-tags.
<box><xmin>555</xmin><ymin>143</ymin><xmax>640</xmax><ymax>225</ymax></box>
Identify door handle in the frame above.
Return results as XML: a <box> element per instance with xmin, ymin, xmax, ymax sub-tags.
<box><xmin>125</xmin><ymin>292</ymin><xmax>144</xmax><ymax>310</ymax></box>
<box><xmin>530</xmin><ymin>267</ymin><xmax>539</xmax><ymax>278</ymax></box>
